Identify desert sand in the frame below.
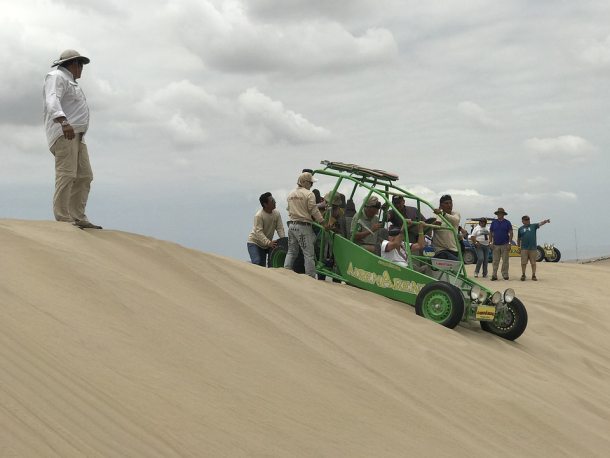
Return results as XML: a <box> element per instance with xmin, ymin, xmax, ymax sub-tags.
<box><xmin>1</xmin><ymin>219</ymin><xmax>609</xmax><ymax>457</ymax></box>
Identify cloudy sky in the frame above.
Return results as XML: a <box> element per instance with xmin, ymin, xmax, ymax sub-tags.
<box><xmin>2</xmin><ymin>0</ymin><xmax>609</xmax><ymax>261</ymax></box>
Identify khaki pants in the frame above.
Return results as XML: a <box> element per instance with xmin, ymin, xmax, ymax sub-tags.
<box><xmin>492</xmin><ymin>243</ymin><xmax>510</xmax><ymax>278</ymax></box>
<box><xmin>50</xmin><ymin>136</ymin><xmax>93</xmax><ymax>222</ymax></box>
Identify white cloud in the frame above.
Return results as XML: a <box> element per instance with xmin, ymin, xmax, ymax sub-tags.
<box><xmin>167</xmin><ymin>1</ymin><xmax>398</xmax><ymax>74</ymax></box>
<box><xmin>148</xmin><ymin>80</ymin><xmax>225</xmax><ymax>115</ymax></box>
<box><xmin>247</xmin><ymin>0</ymin><xmax>384</xmax><ymax>21</ymax></box>
<box><xmin>0</xmin><ymin>124</ymin><xmax>47</xmax><ymax>153</ymax></box>
<box><xmin>524</xmin><ymin>135</ymin><xmax>596</xmax><ymax>164</ymax></box>
<box><xmin>458</xmin><ymin>101</ymin><xmax>502</xmax><ymax>129</ymax></box>
<box><xmin>167</xmin><ymin>114</ymin><xmax>208</xmax><ymax>147</ymax></box>
<box><xmin>238</xmin><ymin>88</ymin><xmax>331</xmax><ymax>144</ymax></box>
<box><xmin>582</xmin><ymin>35</ymin><xmax>610</xmax><ymax>67</ymax></box>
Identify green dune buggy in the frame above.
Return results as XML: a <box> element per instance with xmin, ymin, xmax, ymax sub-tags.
<box><xmin>274</xmin><ymin>161</ymin><xmax>528</xmax><ymax>341</ymax></box>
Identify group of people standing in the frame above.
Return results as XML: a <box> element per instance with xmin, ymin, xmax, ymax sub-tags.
<box><xmin>469</xmin><ymin>209</ymin><xmax>550</xmax><ymax>281</ymax></box>
<box><xmin>247</xmin><ymin>171</ymin><xmax>551</xmax><ymax>283</ymax></box>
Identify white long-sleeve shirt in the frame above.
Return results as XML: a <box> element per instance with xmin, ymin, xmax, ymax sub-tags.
<box><xmin>247</xmin><ymin>209</ymin><xmax>286</xmax><ymax>248</ymax></box>
<box><xmin>43</xmin><ymin>66</ymin><xmax>89</xmax><ymax>148</ymax></box>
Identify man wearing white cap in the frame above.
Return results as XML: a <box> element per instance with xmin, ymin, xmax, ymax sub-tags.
<box><xmin>43</xmin><ymin>49</ymin><xmax>101</xmax><ymax>229</ymax></box>
<box><xmin>284</xmin><ymin>172</ymin><xmax>326</xmax><ymax>277</ymax></box>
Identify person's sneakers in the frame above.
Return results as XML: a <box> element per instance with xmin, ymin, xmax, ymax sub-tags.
<box><xmin>521</xmin><ymin>274</ymin><xmax>526</xmax><ymax>281</ymax></box>
<box><xmin>474</xmin><ymin>273</ymin><xmax>479</xmax><ymax>278</ymax></box>
<box><xmin>532</xmin><ymin>275</ymin><xmax>538</xmax><ymax>281</ymax></box>
<box><xmin>491</xmin><ymin>276</ymin><xmax>498</xmax><ymax>281</ymax></box>
<box><xmin>74</xmin><ymin>220</ymin><xmax>103</xmax><ymax>229</ymax></box>
<box><xmin>503</xmin><ymin>276</ymin><xmax>509</xmax><ymax>280</ymax></box>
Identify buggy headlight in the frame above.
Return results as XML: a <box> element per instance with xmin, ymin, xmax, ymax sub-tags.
<box><xmin>478</xmin><ymin>289</ymin><xmax>488</xmax><ymax>303</ymax></box>
<box><xmin>503</xmin><ymin>288</ymin><xmax>515</xmax><ymax>303</ymax></box>
<box><xmin>470</xmin><ymin>285</ymin><xmax>482</xmax><ymax>300</ymax></box>
<box><xmin>491</xmin><ymin>291</ymin><xmax>502</xmax><ymax>305</ymax></box>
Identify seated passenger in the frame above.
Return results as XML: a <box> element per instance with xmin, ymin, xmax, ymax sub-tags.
<box><xmin>351</xmin><ymin>196</ymin><xmax>383</xmax><ymax>253</ymax></box>
<box><xmin>324</xmin><ymin>192</ymin><xmax>347</xmax><ymax>237</ymax></box>
<box><xmin>432</xmin><ymin>194</ymin><xmax>461</xmax><ymax>261</ymax></box>
<box><xmin>388</xmin><ymin>195</ymin><xmax>431</xmax><ymax>243</ymax></box>
<box><xmin>381</xmin><ymin>223</ymin><xmax>427</xmax><ymax>268</ymax></box>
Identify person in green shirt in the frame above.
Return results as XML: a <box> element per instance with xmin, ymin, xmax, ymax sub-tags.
<box><xmin>517</xmin><ymin>215</ymin><xmax>550</xmax><ymax>281</ymax></box>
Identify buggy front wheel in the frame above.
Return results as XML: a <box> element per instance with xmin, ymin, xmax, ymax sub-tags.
<box><xmin>480</xmin><ymin>297</ymin><xmax>528</xmax><ymax>341</ymax></box>
<box><xmin>415</xmin><ymin>282</ymin><xmax>464</xmax><ymax>329</ymax></box>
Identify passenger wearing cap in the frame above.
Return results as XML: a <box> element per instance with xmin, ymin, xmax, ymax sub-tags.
<box><xmin>489</xmin><ymin>207</ymin><xmax>513</xmax><ymax>281</ymax></box>
<box><xmin>381</xmin><ymin>223</ymin><xmax>427</xmax><ymax>268</ymax></box>
<box><xmin>388</xmin><ymin>195</ymin><xmax>429</xmax><ymax>243</ymax></box>
<box><xmin>43</xmin><ymin>49</ymin><xmax>101</xmax><ymax>229</ymax></box>
<box><xmin>284</xmin><ymin>172</ymin><xmax>326</xmax><ymax>277</ymax></box>
<box><xmin>351</xmin><ymin>196</ymin><xmax>383</xmax><ymax>253</ymax></box>
<box><xmin>324</xmin><ymin>191</ymin><xmax>347</xmax><ymax>237</ymax></box>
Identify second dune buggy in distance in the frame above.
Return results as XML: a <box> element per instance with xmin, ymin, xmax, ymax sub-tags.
<box><xmin>274</xmin><ymin>161</ymin><xmax>528</xmax><ymax>341</ymax></box>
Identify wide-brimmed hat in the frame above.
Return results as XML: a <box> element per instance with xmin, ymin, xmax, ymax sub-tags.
<box><xmin>494</xmin><ymin>207</ymin><xmax>508</xmax><ymax>216</ymax></box>
<box><xmin>51</xmin><ymin>49</ymin><xmax>90</xmax><ymax>67</ymax></box>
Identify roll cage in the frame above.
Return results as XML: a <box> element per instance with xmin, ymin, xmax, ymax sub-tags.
<box><xmin>312</xmin><ymin>160</ymin><xmax>467</xmax><ymax>282</ymax></box>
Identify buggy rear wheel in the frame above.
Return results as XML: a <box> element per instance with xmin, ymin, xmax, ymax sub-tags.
<box><xmin>480</xmin><ymin>297</ymin><xmax>528</xmax><ymax>341</ymax></box>
<box><xmin>415</xmin><ymin>282</ymin><xmax>464</xmax><ymax>329</ymax></box>
<box><xmin>269</xmin><ymin>237</ymin><xmax>288</xmax><ymax>268</ymax></box>
<box><xmin>535</xmin><ymin>246</ymin><xmax>545</xmax><ymax>262</ymax></box>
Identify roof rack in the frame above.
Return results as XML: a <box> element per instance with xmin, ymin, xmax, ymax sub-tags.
<box><xmin>320</xmin><ymin>160</ymin><xmax>399</xmax><ymax>181</ymax></box>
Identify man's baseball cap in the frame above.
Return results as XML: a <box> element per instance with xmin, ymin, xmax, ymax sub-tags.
<box><xmin>297</xmin><ymin>172</ymin><xmax>317</xmax><ymax>187</ymax></box>
<box><xmin>52</xmin><ymin>49</ymin><xmax>90</xmax><ymax>67</ymax></box>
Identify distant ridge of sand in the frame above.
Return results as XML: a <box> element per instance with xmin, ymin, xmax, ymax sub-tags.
<box><xmin>579</xmin><ymin>255</ymin><xmax>610</xmax><ymax>265</ymax></box>
<box><xmin>1</xmin><ymin>219</ymin><xmax>610</xmax><ymax>457</ymax></box>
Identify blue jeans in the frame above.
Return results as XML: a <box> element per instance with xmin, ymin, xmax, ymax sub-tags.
<box><xmin>284</xmin><ymin>223</ymin><xmax>317</xmax><ymax>277</ymax></box>
<box><xmin>247</xmin><ymin>242</ymin><xmax>270</xmax><ymax>267</ymax></box>
<box><xmin>475</xmin><ymin>244</ymin><xmax>489</xmax><ymax>276</ymax></box>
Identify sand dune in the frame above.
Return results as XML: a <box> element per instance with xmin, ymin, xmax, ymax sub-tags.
<box><xmin>1</xmin><ymin>219</ymin><xmax>609</xmax><ymax>457</ymax></box>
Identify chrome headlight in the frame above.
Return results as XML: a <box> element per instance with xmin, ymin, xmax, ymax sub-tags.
<box><xmin>491</xmin><ymin>291</ymin><xmax>502</xmax><ymax>305</ymax></box>
<box><xmin>470</xmin><ymin>285</ymin><xmax>482</xmax><ymax>300</ymax></box>
<box><xmin>503</xmin><ymin>288</ymin><xmax>515</xmax><ymax>303</ymax></box>
<box><xmin>479</xmin><ymin>289</ymin><xmax>488</xmax><ymax>303</ymax></box>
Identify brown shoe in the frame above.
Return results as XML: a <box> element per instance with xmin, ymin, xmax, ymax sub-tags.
<box><xmin>74</xmin><ymin>220</ymin><xmax>103</xmax><ymax>229</ymax></box>
<box><xmin>532</xmin><ymin>275</ymin><xmax>538</xmax><ymax>281</ymax></box>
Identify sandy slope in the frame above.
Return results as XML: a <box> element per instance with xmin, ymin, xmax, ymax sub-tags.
<box><xmin>1</xmin><ymin>219</ymin><xmax>609</xmax><ymax>457</ymax></box>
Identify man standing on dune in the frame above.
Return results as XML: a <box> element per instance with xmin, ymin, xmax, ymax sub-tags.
<box><xmin>43</xmin><ymin>49</ymin><xmax>101</xmax><ymax>229</ymax></box>
<box><xmin>284</xmin><ymin>172</ymin><xmax>326</xmax><ymax>278</ymax></box>
<box><xmin>518</xmin><ymin>215</ymin><xmax>550</xmax><ymax>281</ymax></box>
<box><xmin>247</xmin><ymin>192</ymin><xmax>285</xmax><ymax>267</ymax></box>
<box><xmin>489</xmin><ymin>207</ymin><xmax>512</xmax><ymax>281</ymax></box>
